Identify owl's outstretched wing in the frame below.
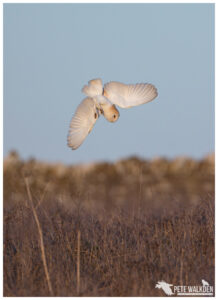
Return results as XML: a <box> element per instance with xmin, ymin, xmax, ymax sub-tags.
<box><xmin>67</xmin><ymin>98</ymin><xmax>99</xmax><ymax>150</ymax></box>
<box><xmin>82</xmin><ymin>78</ymin><xmax>103</xmax><ymax>97</ymax></box>
<box><xmin>103</xmin><ymin>81</ymin><xmax>158</xmax><ymax>108</ymax></box>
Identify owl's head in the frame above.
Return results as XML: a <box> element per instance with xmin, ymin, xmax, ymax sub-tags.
<box><xmin>102</xmin><ymin>104</ymin><xmax>120</xmax><ymax>123</ymax></box>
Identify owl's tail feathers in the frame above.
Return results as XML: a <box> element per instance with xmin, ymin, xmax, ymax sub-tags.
<box><xmin>82</xmin><ymin>78</ymin><xmax>103</xmax><ymax>97</ymax></box>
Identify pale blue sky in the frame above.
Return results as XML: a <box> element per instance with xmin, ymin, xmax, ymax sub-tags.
<box><xmin>4</xmin><ymin>4</ymin><xmax>214</xmax><ymax>164</ymax></box>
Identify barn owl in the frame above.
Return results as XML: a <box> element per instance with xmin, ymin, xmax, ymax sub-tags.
<box><xmin>67</xmin><ymin>79</ymin><xmax>158</xmax><ymax>150</ymax></box>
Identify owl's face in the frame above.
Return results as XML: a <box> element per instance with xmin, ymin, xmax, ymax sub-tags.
<box><xmin>102</xmin><ymin>105</ymin><xmax>120</xmax><ymax>123</ymax></box>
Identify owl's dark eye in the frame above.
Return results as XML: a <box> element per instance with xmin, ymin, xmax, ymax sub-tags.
<box><xmin>113</xmin><ymin>115</ymin><xmax>116</xmax><ymax>119</ymax></box>
<box><xmin>94</xmin><ymin>113</ymin><xmax>98</xmax><ymax>119</ymax></box>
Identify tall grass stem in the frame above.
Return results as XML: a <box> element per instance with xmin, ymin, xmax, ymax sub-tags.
<box><xmin>24</xmin><ymin>177</ymin><xmax>54</xmax><ymax>296</ymax></box>
<box><xmin>77</xmin><ymin>230</ymin><xmax>81</xmax><ymax>295</ymax></box>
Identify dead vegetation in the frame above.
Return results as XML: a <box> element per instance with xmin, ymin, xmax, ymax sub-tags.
<box><xmin>4</xmin><ymin>151</ymin><xmax>214</xmax><ymax>296</ymax></box>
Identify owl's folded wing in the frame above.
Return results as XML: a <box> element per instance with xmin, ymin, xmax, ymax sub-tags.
<box><xmin>67</xmin><ymin>98</ymin><xmax>98</xmax><ymax>150</ymax></box>
<box><xmin>103</xmin><ymin>81</ymin><xmax>158</xmax><ymax>108</ymax></box>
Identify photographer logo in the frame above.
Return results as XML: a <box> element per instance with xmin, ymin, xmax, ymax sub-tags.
<box><xmin>155</xmin><ymin>279</ymin><xmax>213</xmax><ymax>296</ymax></box>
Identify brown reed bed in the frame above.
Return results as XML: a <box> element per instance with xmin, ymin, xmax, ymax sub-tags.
<box><xmin>3</xmin><ymin>152</ymin><xmax>214</xmax><ymax>296</ymax></box>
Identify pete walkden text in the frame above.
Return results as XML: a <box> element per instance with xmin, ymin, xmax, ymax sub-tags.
<box><xmin>174</xmin><ymin>285</ymin><xmax>213</xmax><ymax>295</ymax></box>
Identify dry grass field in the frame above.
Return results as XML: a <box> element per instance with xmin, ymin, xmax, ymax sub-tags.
<box><xmin>4</xmin><ymin>152</ymin><xmax>215</xmax><ymax>296</ymax></box>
